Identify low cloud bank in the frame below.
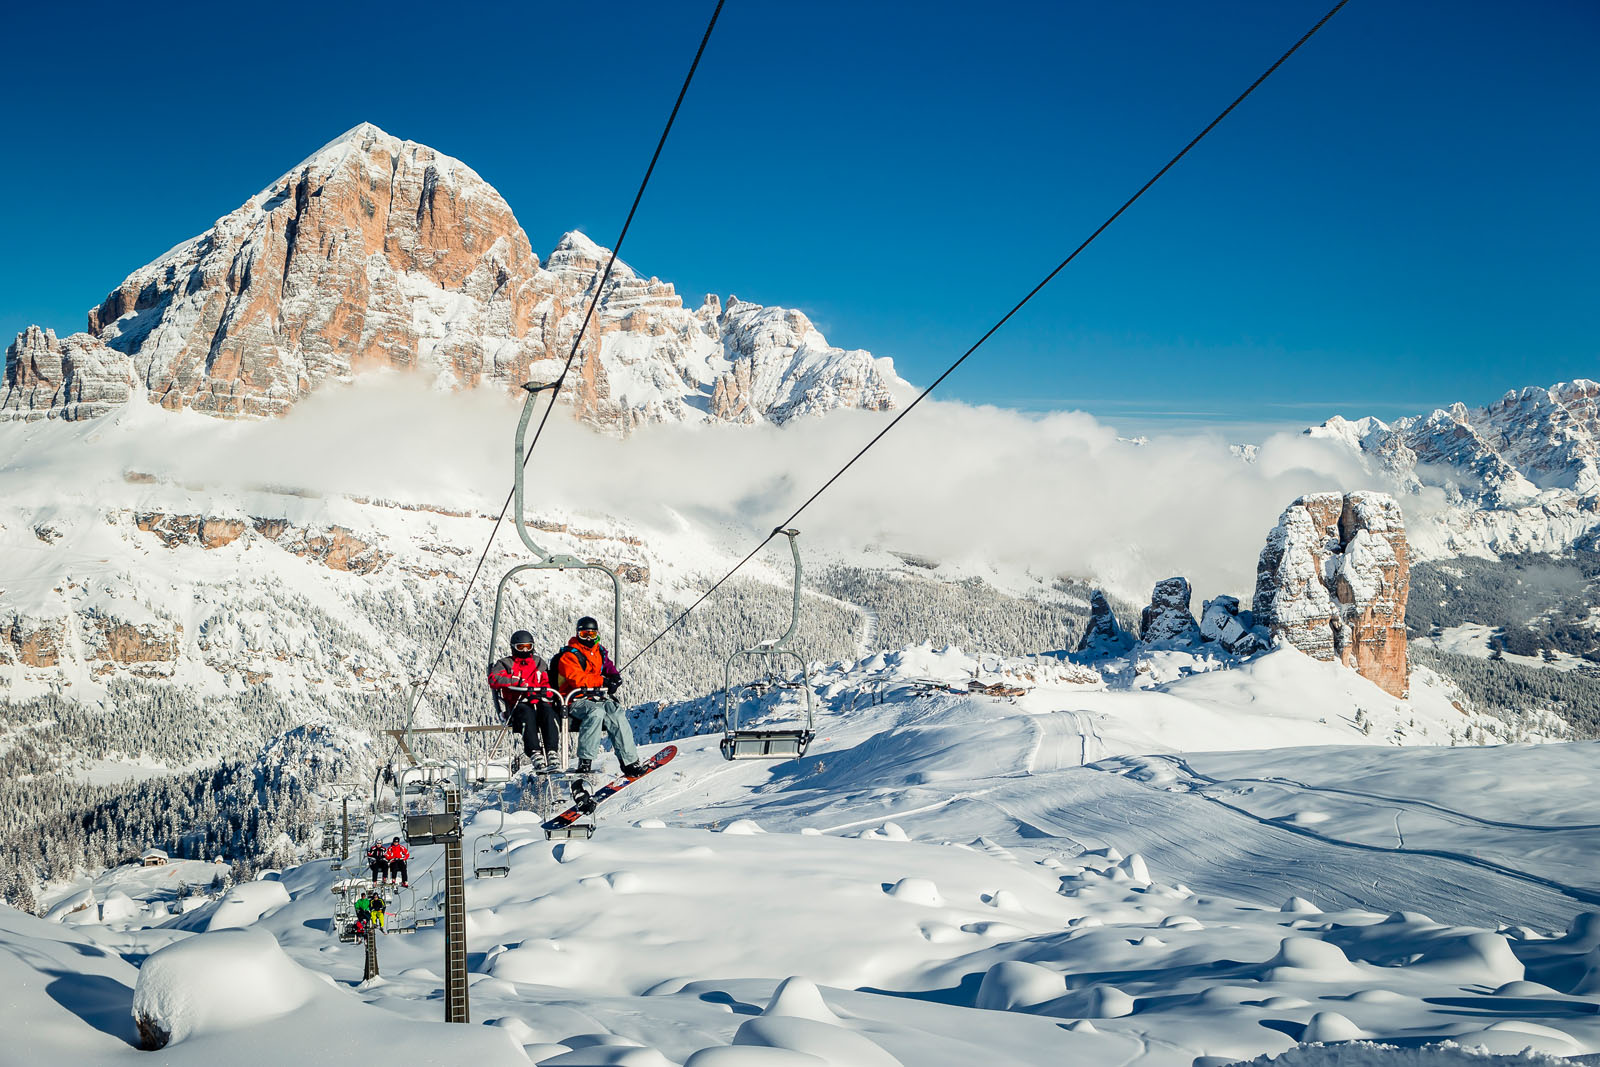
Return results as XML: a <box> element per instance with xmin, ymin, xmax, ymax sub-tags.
<box><xmin>4</xmin><ymin>374</ymin><xmax>1427</xmax><ymax>605</ymax></box>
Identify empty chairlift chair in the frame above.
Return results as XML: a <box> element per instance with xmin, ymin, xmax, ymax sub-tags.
<box><xmin>473</xmin><ymin>794</ymin><xmax>511</xmax><ymax>878</ymax></box>
<box><xmin>412</xmin><ymin>873</ymin><xmax>440</xmax><ymax>929</ymax></box>
<box><xmin>721</xmin><ymin>528</ymin><xmax>816</xmax><ymax>761</ymax></box>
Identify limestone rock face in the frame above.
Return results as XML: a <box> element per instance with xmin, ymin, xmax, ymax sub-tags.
<box><xmin>84</xmin><ymin>615</ymin><xmax>178</xmax><ymax>677</ymax></box>
<box><xmin>1253</xmin><ymin>491</ymin><xmax>1410</xmax><ymax>697</ymax></box>
<box><xmin>1138</xmin><ymin>577</ymin><xmax>1201</xmax><ymax>646</ymax></box>
<box><xmin>1</xmin><ymin>618</ymin><xmax>65</xmax><ymax>667</ymax></box>
<box><xmin>1</xmin><ymin>326</ymin><xmax>133</xmax><ymax>421</ymax></box>
<box><xmin>1076</xmin><ymin>590</ymin><xmax>1133</xmax><ymax>655</ymax></box>
<box><xmin>7</xmin><ymin>123</ymin><xmax>901</xmax><ymax>430</ymax></box>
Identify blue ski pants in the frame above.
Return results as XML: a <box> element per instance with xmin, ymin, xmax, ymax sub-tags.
<box><xmin>570</xmin><ymin>696</ymin><xmax>639</xmax><ymax>765</ymax></box>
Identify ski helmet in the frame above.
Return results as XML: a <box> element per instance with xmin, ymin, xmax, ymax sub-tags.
<box><xmin>510</xmin><ymin>629</ymin><xmax>535</xmax><ymax>656</ymax></box>
<box><xmin>575</xmin><ymin>616</ymin><xmax>599</xmax><ymax>635</ymax></box>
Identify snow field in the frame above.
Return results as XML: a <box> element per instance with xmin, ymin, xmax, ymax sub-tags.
<box><xmin>10</xmin><ymin>644</ymin><xmax>1600</xmax><ymax>1065</ymax></box>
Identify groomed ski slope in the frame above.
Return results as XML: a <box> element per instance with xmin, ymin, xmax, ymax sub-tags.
<box><xmin>8</xmin><ymin>645</ymin><xmax>1600</xmax><ymax>1066</ymax></box>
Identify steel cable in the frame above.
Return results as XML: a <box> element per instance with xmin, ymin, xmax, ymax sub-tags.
<box><xmin>622</xmin><ymin>0</ymin><xmax>1351</xmax><ymax>674</ymax></box>
<box><xmin>408</xmin><ymin>0</ymin><xmax>727</xmax><ymax>715</ymax></box>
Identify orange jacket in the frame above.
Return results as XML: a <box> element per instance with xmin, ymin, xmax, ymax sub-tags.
<box><xmin>552</xmin><ymin>639</ymin><xmax>607</xmax><ymax>694</ymax></box>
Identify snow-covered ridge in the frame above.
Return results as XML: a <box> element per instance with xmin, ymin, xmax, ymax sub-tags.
<box><xmin>1306</xmin><ymin>380</ymin><xmax>1600</xmax><ymax>560</ymax></box>
<box><xmin>1</xmin><ymin>122</ymin><xmax>904</xmax><ymax>431</ymax></box>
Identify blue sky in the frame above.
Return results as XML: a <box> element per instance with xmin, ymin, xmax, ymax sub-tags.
<box><xmin>3</xmin><ymin>0</ymin><xmax>1595</xmax><ymax>436</ymax></box>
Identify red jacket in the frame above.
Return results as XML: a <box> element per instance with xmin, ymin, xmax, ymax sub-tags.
<box><xmin>385</xmin><ymin>842</ymin><xmax>410</xmax><ymax>863</ymax></box>
<box><xmin>489</xmin><ymin>654</ymin><xmax>550</xmax><ymax>700</ymax></box>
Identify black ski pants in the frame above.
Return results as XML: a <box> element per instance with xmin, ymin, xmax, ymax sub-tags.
<box><xmin>389</xmin><ymin>859</ymin><xmax>408</xmax><ymax>885</ymax></box>
<box><xmin>509</xmin><ymin>698</ymin><xmax>561</xmax><ymax>757</ymax></box>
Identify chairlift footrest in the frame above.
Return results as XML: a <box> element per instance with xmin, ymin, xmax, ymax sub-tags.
<box><xmin>545</xmin><ymin>822</ymin><xmax>595</xmax><ymax>841</ymax></box>
<box><xmin>720</xmin><ymin>730</ymin><xmax>813</xmax><ymax>760</ymax></box>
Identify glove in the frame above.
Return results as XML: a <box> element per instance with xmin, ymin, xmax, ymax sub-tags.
<box><xmin>604</xmin><ymin>675</ymin><xmax>622</xmax><ymax>696</ymax></box>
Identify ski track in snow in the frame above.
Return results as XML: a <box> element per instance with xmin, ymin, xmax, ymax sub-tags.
<box><xmin>1215</xmin><ymin>773</ymin><xmax>1600</xmax><ymax>835</ymax></box>
<box><xmin>1145</xmin><ymin>753</ymin><xmax>1600</xmax><ymax>913</ymax></box>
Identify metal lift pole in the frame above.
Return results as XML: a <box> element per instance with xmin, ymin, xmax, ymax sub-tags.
<box><xmin>341</xmin><ymin>797</ymin><xmax>350</xmax><ymax>862</ymax></box>
<box><xmin>363</xmin><ymin>919</ymin><xmax>380</xmax><ymax>982</ymax></box>
<box><xmin>443</xmin><ymin>782</ymin><xmax>469</xmax><ymax>1024</ymax></box>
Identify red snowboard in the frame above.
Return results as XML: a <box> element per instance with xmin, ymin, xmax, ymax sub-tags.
<box><xmin>542</xmin><ymin>745</ymin><xmax>677</xmax><ymax>833</ymax></box>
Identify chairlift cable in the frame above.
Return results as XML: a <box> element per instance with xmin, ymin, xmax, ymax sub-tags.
<box><xmin>622</xmin><ymin>0</ymin><xmax>1351</xmax><ymax>675</ymax></box>
<box><xmin>407</xmin><ymin>0</ymin><xmax>728</xmax><ymax>713</ymax></box>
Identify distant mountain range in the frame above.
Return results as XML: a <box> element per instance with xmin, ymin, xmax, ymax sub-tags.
<box><xmin>1</xmin><ymin>123</ymin><xmax>903</xmax><ymax>431</ymax></box>
<box><xmin>1305</xmin><ymin>380</ymin><xmax>1600</xmax><ymax>559</ymax></box>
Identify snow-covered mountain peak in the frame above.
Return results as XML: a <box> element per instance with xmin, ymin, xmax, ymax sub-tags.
<box><xmin>1</xmin><ymin>125</ymin><xmax>901</xmax><ymax>432</ymax></box>
<box><xmin>1306</xmin><ymin>379</ymin><xmax>1600</xmax><ymax>559</ymax></box>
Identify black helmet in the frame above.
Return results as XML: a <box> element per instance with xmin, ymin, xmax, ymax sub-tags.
<box><xmin>575</xmin><ymin>616</ymin><xmax>599</xmax><ymax>634</ymax></box>
<box><xmin>391</xmin><ymin>837</ymin><xmax>399</xmax><ymax>844</ymax></box>
<box><xmin>510</xmin><ymin>629</ymin><xmax>535</xmax><ymax>656</ymax></box>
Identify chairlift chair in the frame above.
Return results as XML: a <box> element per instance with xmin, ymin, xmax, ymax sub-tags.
<box><xmin>385</xmin><ymin>883</ymin><xmax>423</xmax><ymax>935</ymax></box>
<box><xmin>331</xmin><ymin>877</ymin><xmax>372</xmax><ymax>942</ymax></box>
<box><xmin>473</xmin><ymin>790</ymin><xmax>512</xmax><ymax>878</ymax></box>
<box><xmin>412</xmin><ymin>873</ymin><xmax>440</xmax><ymax>929</ymax></box>
<box><xmin>483</xmin><ymin>381</ymin><xmax>627</xmax><ymax>774</ymax></box>
<box><xmin>397</xmin><ymin>766</ymin><xmax>464</xmax><ymax>847</ymax></box>
<box><xmin>720</xmin><ymin>529</ymin><xmax>816</xmax><ymax>761</ymax></box>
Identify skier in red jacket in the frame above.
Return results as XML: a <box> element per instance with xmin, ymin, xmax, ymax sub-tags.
<box><xmin>488</xmin><ymin>629</ymin><xmax>563</xmax><ymax>768</ymax></box>
<box><xmin>384</xmin><ymin>838</ymin><xmax>410</xmax><ymax>888</ymax></box>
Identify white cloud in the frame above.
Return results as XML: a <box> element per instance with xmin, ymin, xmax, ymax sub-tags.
<box><xmin>1</xmin><ymin>375</ymin><xmax>1404</xmax><ymax>608</ymax></box>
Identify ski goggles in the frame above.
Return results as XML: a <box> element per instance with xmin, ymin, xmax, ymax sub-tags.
<box><xmin>576</xmin><ymin>628</ymin><xmax>599</xmax><ymax>639</ymax></box>
<box><xmin>512</xmin><ymin>642</ymin><xmax>534</xmax><ymax>655</ymax></box>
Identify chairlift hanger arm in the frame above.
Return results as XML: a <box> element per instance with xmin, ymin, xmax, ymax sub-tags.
<box><xmin>488</xmin><ymin>561</ymin><xmax>623</xmax><ymax>668</ymax></box>
<box><xmin>722</xmin><ymin>530</ymin><xmax>805</xmax><ymax>705</ymax></box>
<box><xmin>475</xmin><ymin>384</ymin><xmax>624</xmax><ymax>702</ymax></box>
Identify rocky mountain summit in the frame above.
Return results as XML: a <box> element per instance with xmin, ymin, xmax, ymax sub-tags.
<box><xmin>1308</xmin><ymin>381</ymin><xmax>1600</xmax><ymax>558</ymax></box>
<box><xmin>1253</xmin><ymin>491</ymin><xmax>1410</xmax><ymax>698</ymax></box>
<box><xmin>1</xmin><ymin>123</ymin><xmax>901</xmax><ymax>430</ymax></box>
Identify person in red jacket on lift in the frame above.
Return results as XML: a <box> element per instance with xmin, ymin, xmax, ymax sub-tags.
<box><xmin>487</xmin><ymin>629</ymin><xmax>562</xmax><ymax>769</ymax></box>
<box><xmin>384</xmin><ymin>837</ymin><xmax>410</xmax><ymax>888</ymax></box>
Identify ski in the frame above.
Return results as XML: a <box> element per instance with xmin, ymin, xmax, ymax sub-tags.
<box><xmin>542</xmin><ymin>745</ymin><xmax>677</xmax><ymax>833</ymax></box>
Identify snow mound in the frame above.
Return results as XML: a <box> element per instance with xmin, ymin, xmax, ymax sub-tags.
<box><xmin>1264</xmin><ymin>936</ymin><xmax>1364</xmax><ymax>981</ymax></box>
<box><xmin>732</xmin><ymin>1016</ymin><xmax>903</xmax><ymax>1066</ymax></box>
<box><xmin>685</xmin><ymin>1048</ymin><xmax>830</xmax><ymax>1066</ymax></box>
<box><xmin>1229</xmin><ymin>1040</ymin><xmax>1576</xmax><ymax>1067</ymax></box>
<box><xmin>884</xmin><ymin>878</ymin><xmax>943</xmax><ymax>906</ymax></box>
<box><xmin>1303</xmin><ymin>1012</ymin><xmax>1366</xmax><ymax>1043</ymax></box>
<box><xmin>45</xmin><ymin>889</ymin><xmax>95</xmax><ymax>923</ymax></box>
<box><xmin>206</xmin><ymin>880</ymin><xmax>291</xmax><ymax>931</ymax></box>
<box><xmin>132</xmin><ymin>928</ymin><xmax>321</xmax><ymax>1047</ymax></box>
<box><xmin>975</xmin><ymin>960</ymin><xmax>1066</xmax><ymax>1011</ymax></box>
<box><xmin>100</xmin><ymin>890</ymin><xmax>140</xmax><ymax>923</ymax></box>
<box><xmin>764</xmin><ymin>976</ymin><xmax>839</xmax><ymax>1022</ymax></box>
